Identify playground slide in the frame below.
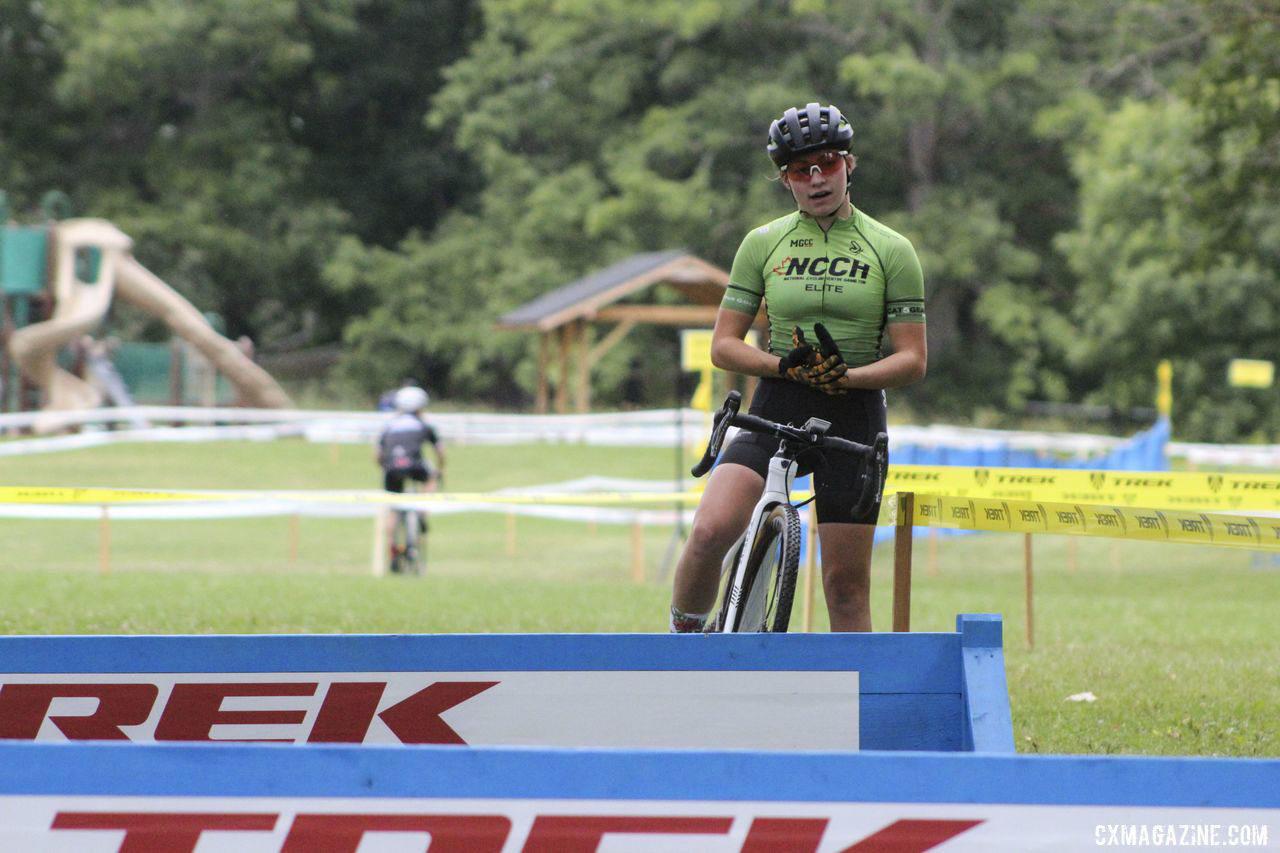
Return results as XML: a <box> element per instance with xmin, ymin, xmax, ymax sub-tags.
<box><xmin>6</xmin><ymin>220</ymin><xmax>122</xmax><ymax>430</ymax></box>
<box><xmin>113</xmin><ymin>254</ymin><xmax>291</xmax><ymax>410</ymax></box>
<box><xmin>7</xmin><ymin>219</ymin><xmax>291</xmax><ymax>432</ymax></box>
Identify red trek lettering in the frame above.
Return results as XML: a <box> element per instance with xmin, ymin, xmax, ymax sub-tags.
<box><xmin>283</xmin><ymin>814</ymin><xmax>511</xmax><ymax>853</ymax></box>
<box><xmin>154</xmin><ymin>683</ymin><xmax>316</xmax><ymax>742</ymax></box>
<box><xmin>839</xmin><ymin>819</ymin><xmax>985</xmax><ymax>853</ymax></box>
<box><xmin>523</xmin><ymin>816</ymin><xmax>733</xmax><ymax>852</ymax></box>
<box><xmin>51</xmin><ymin>812</ymin><xmax>277</xmax><ymax>853</ymax></box>
<box><xmin>0</xmin><ymin>683</ymin><xmax>157</xmax><ymax>740</ymax></box>
<box><xmin>377</xmin><ymin>681</ymin><xmax>499</xmax><ymax>744</ymax></box>
<box><xmin>47</xmin><ymin>811</ymin><xmax>983</xmax><ymax>852</ymax></box>
<box><xmin>741</xmin><ymin>818</ymin><xmax>829</xmax><ymax>852</ymax></box>
<box><xmin>308</xmin><ymin>682</ymin><xmax>386</xmax><ymax>743</ymax></box>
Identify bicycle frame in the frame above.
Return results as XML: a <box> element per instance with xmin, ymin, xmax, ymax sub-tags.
<box><xmin>693</xmin><ymin>389</ymin><xmax>888</xmax><ymax>633</ymax></box>
<box><xmin>716</xmin><ymin>445</ymin><xmax>800</xmax><ymax>632</ymax></box>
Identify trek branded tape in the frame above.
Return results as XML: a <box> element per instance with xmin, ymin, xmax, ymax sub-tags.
<box><xmin>886</xmin><ymin>466</ymin><xmax>1280</xmax><ymax>511</ymax></box>
<box><xmin>6</xmin><ymin>464</ymin><xmax>1280</xmax><ymax>511</ymax></box>
<box><xmin>904</xmin><ymin>493</ymin><xmax>1280</xmax><ymax>551</ymax></box>
<box><xmin>5</xmin><ymin>486</ymin><xmax>1279</xmax><ymax>548</ymax></box>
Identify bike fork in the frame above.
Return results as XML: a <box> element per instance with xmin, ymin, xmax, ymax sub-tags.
<box><xmin>719</xmin><ymin>456</ymin><xmax>796</xmax><ymax>631</ymax></box>
<box><xmin>720</xmin><ymin>501</ymin><xmax>778</xmax><ymax>631</ymax></box>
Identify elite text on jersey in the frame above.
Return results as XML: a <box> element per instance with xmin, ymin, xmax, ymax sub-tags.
<box><xmin>720</xmin><ymin>207</ymin><xmax>925</xmax><ymax>367</ymax></box>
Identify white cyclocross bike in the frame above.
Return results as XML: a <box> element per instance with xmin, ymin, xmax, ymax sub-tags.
<box><xmin>691</xmin><ymin>390</ymin><xmax>887</xmax><ymax>633</ymax></box>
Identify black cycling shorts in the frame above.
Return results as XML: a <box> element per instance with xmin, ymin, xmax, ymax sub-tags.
<box><xmin>718</xmin><ymin>378</ymin><xmax>887</xmax><ymax>524</ymax></box>
<box><xmin>384</xmin><ymin>463</ymin><xmax>430</xmax><ymax>493</ymax></box>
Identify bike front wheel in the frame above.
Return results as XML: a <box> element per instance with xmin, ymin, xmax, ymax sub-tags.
<box><xmin>389</xmin><ymin>510</ymin><xmax>408</xmax><ymax>575</ymax></box>
<box><xmin>395</xmin><ymin>511</ymin><xmax>426</xmax><ymax>576</ymax></box>
<box><xmin>405</xmin><ymin>511</ymin><xmax>427</xmax><ymax>576</ymax></box>
<box><xmin>729</xmin><ymin>503</ymin><xmax>801</xmax><ymax>633</ymax></box>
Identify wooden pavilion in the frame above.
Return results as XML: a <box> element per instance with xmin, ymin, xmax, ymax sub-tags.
<box><xmin>497</xmin><ymin>250</ymin><xmax>772</xmax><ymax>413</ymax></box>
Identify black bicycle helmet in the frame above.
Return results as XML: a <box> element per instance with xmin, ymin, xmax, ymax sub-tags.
<box><xmin>766</xmin><ymin>102</ymin><xmax>853</xmax><ymax>168</ymax></box>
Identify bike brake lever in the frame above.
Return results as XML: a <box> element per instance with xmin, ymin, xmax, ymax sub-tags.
<box><xmin>691</xmin><ymin>391</ymin><xmax>742</xmax><ymax>477</ymax></box>
<box><xmin>850</xmin><ymin>432</ymin><xmax>889</xmax><ymax>520</ymax></box>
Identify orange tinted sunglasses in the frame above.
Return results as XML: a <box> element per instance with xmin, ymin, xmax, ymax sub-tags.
<box><xmin>783</xmin><ymin>149</ymin><xmax>846</xmax><ymax>180</ymax></box>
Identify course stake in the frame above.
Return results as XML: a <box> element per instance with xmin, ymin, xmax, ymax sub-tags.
<box><xmin>1024</xmin><ymin>533</ymin><xmax>1035</xmax><ymax>648</ymax></box>
<box><xmin>98</xmin><ymin>505</ymin><xmax>111</xmax><ymax>575</ymax></box>
<box><xmin>630</xmin><ymin>521</ymin><xmax>644</xmax><ymax>584</ymax></box>
<box><xmin>893</xmin><ymin>492</ymin><xmax>914</xmax><ymax>632</ymax></box>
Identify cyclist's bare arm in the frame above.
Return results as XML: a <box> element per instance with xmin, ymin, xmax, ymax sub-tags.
<box><xmin>710</xmin><ymin>308</ymin><xmax>779</xmax><ymax>377</ymax></box>
<box><xmin>832</xmin><ymin>322</ymin><xmax>927</xmax><ymax>391</ymax></box>
<box><xmin>427</xmin><ymin>442</ymin><xmax>445</xmax><ymax>490</ymax></box>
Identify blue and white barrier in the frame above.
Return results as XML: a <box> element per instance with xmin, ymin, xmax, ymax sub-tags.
<box><xmin>1</xmin><ymin>616</ymin><xmax>1275</xmax><ymax>849</ymax></box>
<box><xmin>0</xmin><ymin>743</ymin><xmax>1274</xmax><ymax>850</ymax></box>
<box><xmin>0</xmin><ymin>615</ymin><xmax>1012</xmax><ymax>753</ymax></box>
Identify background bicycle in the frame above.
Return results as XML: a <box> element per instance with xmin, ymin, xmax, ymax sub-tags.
<box><xmin>388</xmin><ymin>479</ymin><xmax>428</xmax><ymax>576</ymax></box>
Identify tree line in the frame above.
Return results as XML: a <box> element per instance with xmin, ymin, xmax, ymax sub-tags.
<box><xmin>1</xmin><ymin>0</ymin><xmax>1276</xmax><ymax>440</ymax></box>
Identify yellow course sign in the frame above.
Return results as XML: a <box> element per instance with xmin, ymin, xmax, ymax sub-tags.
<box><xmin>1156</xmin><ymin>359</ymin><xmax>1173</xmax><ymax>418</ymax></box>
<box><xmin>1228</xmin><ymin>358</ymin><xmax>1275</xmax><ymax>389</ymax></box>
<box><xmin>680</xmin><ymin>328</ymin><xmax>716</xmax><ymax>412</ymax></box>
<box><xmin>679</xmin><ymin>329</ymin><xmax>715</xmax><ymax>371</ymax></box>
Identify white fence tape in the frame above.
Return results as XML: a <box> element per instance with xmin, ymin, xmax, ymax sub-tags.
<box><xmin>1</xmin><ymin>405</ymin><xmax>1133</xmax><ymax>454</ymax></box>
<box><xmin>2</xmin><ymin>405</ymin><xmax>1276</xmax><ymax>466</ymax></box>
<box><xmin>0</xmin><ymin>407</ymin><xmax>713</xmax><ymax>450</ymax></box>
<box><xmin>0</xmin><ymin>500</ymin><xmax>691</xmax><ymax>526</ymax></box>
<box><xmin>1167</xmin><ymin>441</ymin><xmax>1280</xmax><ymax>468</ymax></box>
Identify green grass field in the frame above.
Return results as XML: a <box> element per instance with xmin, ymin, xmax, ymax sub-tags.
<box><xmin>2</xmin><ymin>437</ymin><xmax>1277</xmax><ymax>757</ymax></box>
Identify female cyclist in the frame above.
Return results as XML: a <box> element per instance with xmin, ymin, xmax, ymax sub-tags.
<box><xmin>669</xmin><ymin>102</ymin><xmax>927</xmax><ymax>632</ymax></box>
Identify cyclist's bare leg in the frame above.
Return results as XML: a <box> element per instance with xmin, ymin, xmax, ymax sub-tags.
<box><xmin>817</xmin><ymin>522</ymin><xmax>876</xmax><ymax>631</ymax></box>
<box><xmin>671</xmin><ymin>462</ymin><xmax>764</xmax><ymax>615</ymax></box>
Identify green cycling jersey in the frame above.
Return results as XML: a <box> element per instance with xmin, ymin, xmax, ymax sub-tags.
<box><xmin>720</xmin><ymin>207</ymin><xmax>925</xmax><ymax>367</ymax></box>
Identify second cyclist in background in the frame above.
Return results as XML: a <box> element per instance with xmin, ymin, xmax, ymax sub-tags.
<box><xmin>377</xmin><ymin>384</ymin><xmax>446</xmax><ymax>529</ymax></box>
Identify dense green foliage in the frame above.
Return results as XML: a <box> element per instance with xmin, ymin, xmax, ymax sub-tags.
<box><xmin>2</xmin><ymin>0</ymin><xmax>1277</xmax><ymax>437</ymax></box>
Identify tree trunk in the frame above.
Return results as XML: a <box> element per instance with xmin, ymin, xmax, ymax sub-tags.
<box><xmin>905</xmin><ymin>0</ymin><xmax>951</xmax><ymax>211</ymax></box>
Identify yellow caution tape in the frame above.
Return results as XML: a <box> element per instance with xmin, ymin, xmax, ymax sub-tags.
<box><xmin>0</xmin><ymin>486</ymin><xmax>697</xmax><ymax>507</ymax></box>
<box><xmin>7</xmin><ymin>464</ymin><xmax>1280</xmax><ymax>512</ymax></box>
<box><xmin>0</xmin><ymin>487</ymin><xmax>212</xmax><ymax>504</ymax></box>
<box><xmin>5</xmin><ymin>485</ymin><xmax>1280</xmax><ymax>550</ymax></box>
<box><xmin>904</xmin><ymin>492</ymin><xmax>1280</xmax><ymax>551</ymax></box>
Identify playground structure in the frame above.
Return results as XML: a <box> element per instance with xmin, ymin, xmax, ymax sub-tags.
<box><xmin>1</xmin><ymin>210</ymin><xmax>291</xmax><ymax>431</ymax></box>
